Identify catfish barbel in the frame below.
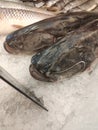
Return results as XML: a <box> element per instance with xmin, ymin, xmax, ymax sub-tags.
<box><xmin>0</xmin><ymin>0</ymin><xmax>54</xmax><ymax>34</ymax></box>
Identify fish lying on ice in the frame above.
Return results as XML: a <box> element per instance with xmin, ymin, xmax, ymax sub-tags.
<box><xmin>4</xmin><ymin>11</ymin><xmax>98</xmax><ymax>54</ymax></box>
<box><xmin>30</xmin><ymin>19</ymin><xmax>98</xmax><ymax>82</ymax></box>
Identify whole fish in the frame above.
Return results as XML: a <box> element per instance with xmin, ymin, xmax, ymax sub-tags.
<box><xmin>29</xmin><ymin>19</ymin><xmax>98</xmax><ymax>82</ymax></box>
<box><xmin>4</xmin><ymin>11</ymin><xmax>98</xmax><ymax>54</ymax></box>
<box><xmin>0</xmin><ymin>0</ymin><xmax>54</xmax><ymax>34</ymax></box>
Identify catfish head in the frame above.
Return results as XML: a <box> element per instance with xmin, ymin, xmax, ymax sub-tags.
<box><xmin>29</xmin><ymin>19</ymin><xmax>98</xmax><ymax>82</ymax></box>
<box><xmin>4</xmin><ymin>11</ymin><xmax>98</xmax><ymax>54</ymax></box>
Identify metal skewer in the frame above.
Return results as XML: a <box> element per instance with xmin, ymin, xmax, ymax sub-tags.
<box><xmin>0</xmin><ymin>66</ymin><xmax>48</xmax><ymax>111</ymax></box>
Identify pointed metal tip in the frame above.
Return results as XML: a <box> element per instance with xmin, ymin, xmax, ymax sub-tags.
<box><xmin>0</xmin><ymin>66</ymin><xmax>48</xmax><ymax>112</ymax></box>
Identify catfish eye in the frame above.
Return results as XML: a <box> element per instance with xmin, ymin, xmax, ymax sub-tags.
<box><xmin>6</xmin><ymin>34</ymin><xmax>13</xmax><ymax>41</ymax></box>
<box><xmin>31</xmin><ymin>53</ymin><xmax>42</xmax><ymax>65</ymax></box>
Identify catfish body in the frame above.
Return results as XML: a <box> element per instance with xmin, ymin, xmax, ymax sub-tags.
<box><xmin>29</xmin><ymin>19</ymin><xmax>98</xmax><ymax>81</ymax></box>
<box><xmin>4</xmin><ymin>11</ymin><xmax>98</xmax><ymax>54</ymax></box>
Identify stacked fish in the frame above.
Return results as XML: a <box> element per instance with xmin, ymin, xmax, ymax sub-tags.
<box><xmin>1</xmin><ymin>0</ymin><xmax>98</xmax><ymax>82</ymax></box>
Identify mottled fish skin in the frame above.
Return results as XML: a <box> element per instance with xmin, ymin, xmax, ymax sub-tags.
<box><xmin>29</xmin><ymin>19</ymin><xmax>98</xmax><ymax>82</ymax></box>
<box><xmin>4</xmin><ymin>11</ymin><xmax>98</xmax><ymax>54</ymax></box>
<box><xmin>0</xmin><ymin>1</ymin><xmax>54</xmax><ymax>34</ymax></box>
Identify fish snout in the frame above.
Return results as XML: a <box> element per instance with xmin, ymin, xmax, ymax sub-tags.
<box><xmin>4</xmin><ymin>41</ymin><xmax>18</xmax><ymax>54</ymax></box>
<box><xmin>29</xmin><ymin>64</ymin><xmax>57</xmax><ymax>82</ymax></box>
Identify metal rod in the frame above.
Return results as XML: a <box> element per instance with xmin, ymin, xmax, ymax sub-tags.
<box><xmin>0</xmin><ymin>66</ymin><xmax>48</xmax><ymax>111</ymax></box>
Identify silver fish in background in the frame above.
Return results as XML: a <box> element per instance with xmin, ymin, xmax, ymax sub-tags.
<box><xmin>43</xmin><ymin>0</ymin><xmax>98</xmax><ymax>12</ymax></box>
<box><xmin>0</xmin><ymin>0</ymin><xmax>54</xmax><ymax>34</ymax></box>
<box><xmin>4</xmin><ymin>11</ymin><xmax>98</xmax><ymax>54</ymax></box>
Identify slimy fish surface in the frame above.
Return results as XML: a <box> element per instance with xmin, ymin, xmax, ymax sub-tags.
<box><xmin>4</xmin><ymin>11</ymin><xmax>98</xmax><ymax>54</ymax></box>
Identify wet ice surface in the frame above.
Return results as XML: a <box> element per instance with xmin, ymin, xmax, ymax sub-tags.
<box><xmin>0</xmin><ymin>36</ymin><xmax>98</xmax><ymax>130</ymax></box>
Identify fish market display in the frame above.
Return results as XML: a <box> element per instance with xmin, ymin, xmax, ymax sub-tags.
<box><xmin>3</xmin><ymin>11</ymin><xmax>98</xmax><ymax>82</ymax></box>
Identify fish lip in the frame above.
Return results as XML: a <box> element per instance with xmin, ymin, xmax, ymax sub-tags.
<box><xmin>4</xmin><ymin>41</ymin><xmax>19</xmax><ymax>54</ymax></box>
<box><xmin>29</xmin><ymin>64</ymin><xmax>57</xmax><ymax>82</ymax></box>
<box><xmin>4</xmin><ymin>41</ymin><xmax>34</xmax><ymax>55</ymax></box>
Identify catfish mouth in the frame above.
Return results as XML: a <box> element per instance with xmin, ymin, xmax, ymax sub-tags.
<box><xmin>29</xmin><ymin>64</ymin><xmax>57</xmax><ymax>82</ymax></box>
<box><xmin>29</xmin><ymin>61</ymin><xmax>84</xmax><ymax>82</ymax></box>
<box><xmin>4</xmin><ymin>41</ymin><xmax>35</xmax><ymax>55</ymax></box>
<box><xmin>4</xmin><ymin>41</ymin><xmax>21</xmax><ymax>54</ymax></box>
